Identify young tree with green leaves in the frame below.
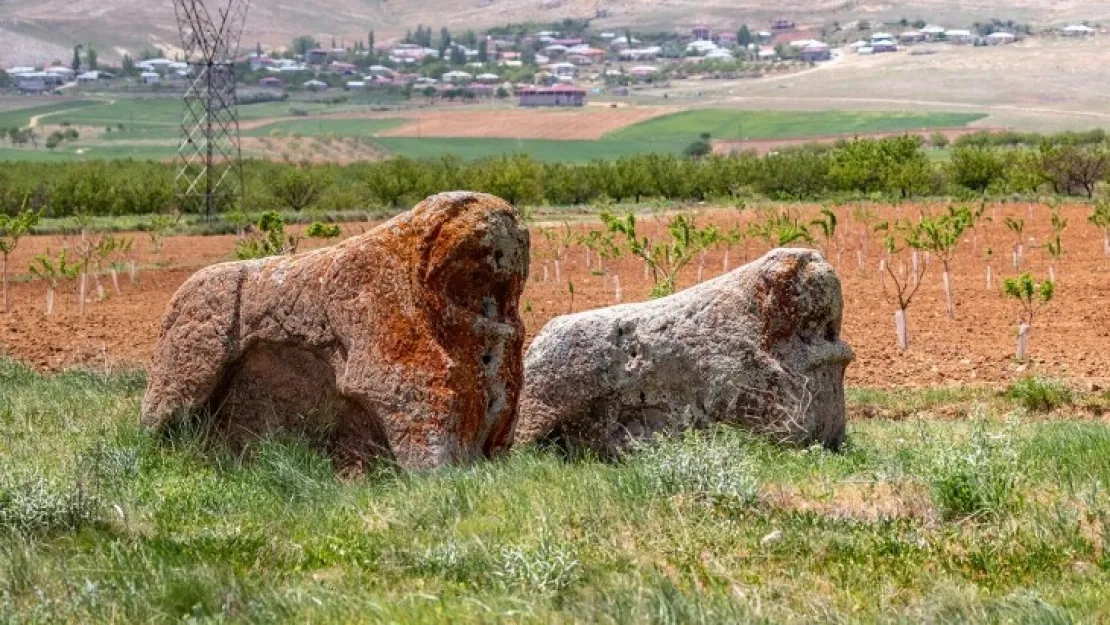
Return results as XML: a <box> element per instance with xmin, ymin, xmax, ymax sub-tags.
<box><xmin>1043</xmin><ymin>204</ymin><xmax>1067</xmax><ymax>282</ymax></box>
<box><xmin>268</xmin><ymin>164</ymin><xmax>325</xmax><ymax>212</ymax></box>
<box><xmin>236</xmin><ymin>211</ymin><xmax>300</xmax><ymax>259</ymax></box>
<box><xmin>875</xmin><ymin>218</ymin><xmax>928</xmax><ymax>349</ymax></box>
<box><xmin>914</xmin><ymin>205</ymin><xmax>977</xmax><ymax>319</ymax></box>
<box><xmin>601</xmin><ymin>211</ymin><xmax>718</xmax><ymax>298</ymax></box>
<box><xmin>1004</xmin><ymin>216</ymin><xmax>1025</xmax><ymax>269</ymax></box>
<box><xmin>29</xmin><ymin>249</ymin><xmax>80</xmax><ymax>315</ymax></box>
<box><xmin>0</xmin><ymin>205</ymin><xmax>40</xmax><ymax>313</ymax></box>
<box><xmin>1002</xmin><ymin>273</ymin><xmax>1054</xmax><ymax>361</ymax></box>
<box><xmin>539</xmin><ymin>222</ymin><xmax>576</xmax><ymax>285</ymax></box>
<box><xmin>1090</xmin><ymin>199</ymin><xmax>1110</xmax><ymax>256</ymax></box>
<box><xmin>810</xmin><ymin>206</ymin><xmax>840</xmax><ymax>266</ymax></box>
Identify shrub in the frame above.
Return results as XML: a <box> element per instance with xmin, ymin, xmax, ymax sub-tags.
<box><xmin>0</xmin><ymin>474</ymin><xmax>101</xmax><ymax>534</ymax></box>
<box><xmin>1006</xmin><ymin>376</ymin><xmax>1072</xmax><ymax>412</ymax></box>
<box><xmin>628</xmin><ymin>428</ymin><xmax>759</xmax><ymax>505</ymax></box>
<box><xmin>929</xmin><ymin>421</ymin><xmax>1019</xmax><ymax>519</ymax></box>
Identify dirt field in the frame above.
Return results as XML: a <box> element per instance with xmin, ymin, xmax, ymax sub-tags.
<box><xmin>1</xmin><ymin>203</ymin><xmax>1107</xmax><ymax>389</ymax></box>
<box><xmin>376</xmin><ymin>107</ymin><xmax>677</xmax><ymax>140</ymax></box>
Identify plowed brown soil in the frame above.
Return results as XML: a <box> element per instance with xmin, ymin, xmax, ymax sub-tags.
<box><xmin>2</xmin><ymin>203</ymin><xmax>1108</xmax><ymax>389</ymax></box>
<box><xmin>376</xmin><ymin>107</ymin><xmax>677</xmax><ymax>140</ymax></box>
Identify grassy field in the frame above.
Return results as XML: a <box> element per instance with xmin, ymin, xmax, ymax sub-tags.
<box><xmin>0</xmin><ymin>99</ymin><xmax>104</xmax><ymax>129</ymax></box>
<box><xmin>607</xmin><ymin>110</ymin><xmax>989</xmax><ymax>143</ymax></box>
<box><xmin>2</xmin><ymin>360</ymin><xmax>1109</xmax><ymax>622</ymax></box>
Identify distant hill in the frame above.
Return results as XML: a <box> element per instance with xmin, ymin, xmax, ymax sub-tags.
<box><xmin>2</xmin><ymin>0</ymin><xmax>1107</xmax><ymax>66</ymax></box>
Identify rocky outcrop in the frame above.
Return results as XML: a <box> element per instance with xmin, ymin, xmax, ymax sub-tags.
<box><xmin>142</xmin><ymin>192</ymin><xmax>530</xmax><ymax>470</ymax></box>
<box><xmin>514</xmin><ymin>248</ymin><xmax>853</xmax><ymax>457</ymax></box>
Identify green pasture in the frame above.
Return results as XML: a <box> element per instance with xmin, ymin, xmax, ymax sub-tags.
<box><xmin>1</xmin><ymin>360</ymin><xmax>1109</xmax><ymax>622</ymax></box>
<box><xmin>608</xmin><ymin>110</ymin><xmax>988</xmax><ymax>143</ymax></box>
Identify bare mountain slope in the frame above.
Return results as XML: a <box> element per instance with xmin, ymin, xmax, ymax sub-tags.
<box><xmin>2</xmin><ymin>0</ymin><xmax>1108</xmax><ymax>65</ymax></box>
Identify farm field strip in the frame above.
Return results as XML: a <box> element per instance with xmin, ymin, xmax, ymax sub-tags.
<box><xmin>1</xmin><ymin>203</ymin><xmax>1106</xmax><ymax>388</ymax></box>
<box><xmin>0</xmin><ymin>104</ymin><xmax>992</xmax><ymax>162</ymax></box>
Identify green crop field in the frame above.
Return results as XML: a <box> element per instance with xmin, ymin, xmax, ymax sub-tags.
<box><xmin>607</xmin><ymin>110</ymin><xmax>989</xmax><ymax>143</ymax></box>
<box><xmin>2</xmin><ymin>360</ymin><xmax>1109</xmax><ymax>622</ymax></box>
<box><xmin>0</xmin><ymin>99</ymin><xmax>104</xmax><ymax>129</ymax></box>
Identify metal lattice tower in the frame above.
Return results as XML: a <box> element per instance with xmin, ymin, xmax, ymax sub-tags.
<box><xmin>174</xmin><ymin>0</ymin><xmax>250</xmax><ymax>217</ymax></box>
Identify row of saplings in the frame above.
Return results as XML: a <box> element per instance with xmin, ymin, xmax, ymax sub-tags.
<box><xmin>3</xmin><ymin>200</ymin><xmax>1109</xmax><ymax>360</ymax></box>
<box><xmin>526</xmin><ymin>199</ymin><xmax>1110</xmax><ymax>361</ymax></box>
<box><xmin>0</xmin><ymin>206</ymin><xmax>342</xmax><ymax>317</ymax></box>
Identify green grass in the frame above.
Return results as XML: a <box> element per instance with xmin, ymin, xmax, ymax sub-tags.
<box><xmin>608</xmin><ymin>110</ymin><xmax>989</xmax><ymax>143</ymax></box>
<box><xmin>3</xmin><ymin>360</ymin><xmax>1110</xmax><ymax>622</ymax></box>
<box><xmin>244</xmin><ymin>118</ymin><xmax>405</xmax><ymax>138</ymax></box>
<box><xmin>0</xmin><ymin>99</ymin><xmax>104</xmax><ymax>130</ymax></box>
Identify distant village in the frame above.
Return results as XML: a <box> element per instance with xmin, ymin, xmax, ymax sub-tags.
<box><xmin>0</xmin><ymin>18</ymin><xmax>1101</xmax><ymax>108</ymax></box>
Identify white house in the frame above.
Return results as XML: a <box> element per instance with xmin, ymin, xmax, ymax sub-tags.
<box><xmin>138</xmin><ymin>58</ymin><xmax>174</xmax><ymax>72</ymax></box>
<box><xmin>921</xmin><ymin>25</ymin><xmax>947</xmax><ymax>39</ymax></box>
<box><xmin>442</xmin><ymin>70</ymin><xmax>473</xmax><ymax>84</ymax></box>
<box><xmin>45</xmin><ymin>66</ymin><xmax>76</xmax><ymax>81</ymax></box>
<box><xmin>986</xmin><ymin>31</ymin><xmax>1016</xmax><ymax>45</ymax></box>
<box><xmin>686</xmin><ymin>40</ymin><xmax>720</xmax><ymax>55</ymax></box>
<box><xmin>1063</xmin><ymin>24</ymin><xmax>1096</xmax><ymax>37</ymax></box>
<box><xmin>618</xmin><ymin>47</ymin><xmax>660</xmax><ymax>61</ymax></box>
<box><xmin>547</xmin><ymin>62</ymin><xmax>577</xmax><ymax>77</ymax></box>
<box><xmin>946</xmin><ymin>29</ymin><xmax>974</xmax><ymax>43</ymax></box>
<box><xmin>140</xmin><ymin>71</ymin><xmax>161</xmax><ymax>85</ymax></box>
<box><xmin>76</xmin><ymin>70</ymin><xmax>107</xmax><ymax>84</ymax></box>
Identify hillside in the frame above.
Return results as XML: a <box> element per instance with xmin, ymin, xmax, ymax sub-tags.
<box><xmin>2</xmin><ymin>0</ymin><xmax>1109</xmax><ymax>66</ymax></box>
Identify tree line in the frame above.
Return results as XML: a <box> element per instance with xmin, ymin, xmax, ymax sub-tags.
<box><xmin>2</xmin><ymin>133</ymin><xmax>1110</xmax><ymax>218</ymax></box>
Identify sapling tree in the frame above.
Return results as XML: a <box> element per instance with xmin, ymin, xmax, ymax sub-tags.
<box><xmin>236</xmin><ymin>211</ymin><xmax>300</xmax><ymax>259</ymax></box>
<box><xmin>1091</xmin><ymin>200</ymin><xmax>1110</xmax><ymax>256</ymax></box>
<box><xmin>578</xmin><ymin>229</ymin><xmax>619</xmax><ymax>276</ymax></box>
<box><xmin>915</xmin><ymin>205</ymin><xmax>976</xmax><ymax>319</ymax></box>
<box><xmin>0</xmin><ymin>204</ymin><xmax>40</xmax><ymax>313</ymax></box>
<box><xmin>1002</xmin><ymin>273</ymin><xmax>1054</xmax><ymax>361</ymax></box>
<box><xmin>601</xmin><ymin>211</ymin><xmax>717</xmax><ymax>298</ymax></box>
<box><xmin>145</xmin><ymin>213</ymin><xmax>177</xmax><ymax>256</ymax></box>
<box><xmin>1004</xmin><ymin>217</ymin><xmax>1025</xmax><ymax>269</ymax></box>
<box><xmin>305</xmin><ymin>222</ymin><xmax>342</xmax><ymax>247</ymax></box>
<box><xmin>810</xmin><ymin>206</ymin><xmax>840</xmax><ymax>265</ymax></box>
<box><xmin>1043</xmin><ymin>205</ymin><xmax>1067</xmax><ymax>282</ymax></box>
<box><xmin>101</xmin><ymin>236</ymin><xmax>133</xmax><ymax>296</ymax></box>
<box><xmin>539</xmin><ymin>222</ymin><xmax>574</xmax><ymax>284</ymax></box>
<box><xmin>694</xmin><ymin>224</ymin><xmax>721</xmax><ymax>283</ymax></box>
<box><xmin>875</xmin><ymin>218</ymin><xmax>928</xmax><ymax>350</ymax></box>
<box><xmin>28</xmin><ymin>250</ymin><xmax>79</xmax><ymax>315</ymax></box>
<box><xmin>716</xmin><ymin>228</ymin><xmax>742</xmax><ymax>273</ymax></box>
<box><xmin>851</xmin><ymin>204</ymin><xmax>879</xmax><ymax>271</ymax></box>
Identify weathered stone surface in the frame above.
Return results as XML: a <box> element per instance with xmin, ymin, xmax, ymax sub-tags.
<box><xmin>514</xmin><ymin>248</ymin><xmax>853</xmax><ymax>457</ymax></box>
<box><xmin>142</xmin><ymin>192</ymin><xmax>530</xmax><ymax>469</ymax></box>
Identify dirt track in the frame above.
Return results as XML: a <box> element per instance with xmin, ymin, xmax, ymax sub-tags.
<box><xmin>1</xmin><ymin>203</ymin><xmax>1108</xmax><ymax>389</ymax></box>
